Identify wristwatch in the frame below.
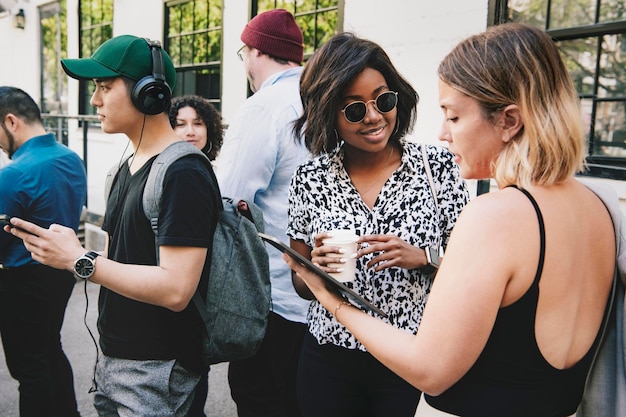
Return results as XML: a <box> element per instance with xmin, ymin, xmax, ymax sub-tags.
<box><xmin>422</xmin><ymin>246</ymin><xmax>441</xmax><ymax>275</ymax></box>
<box><xmin>73</xmin><ymin>251</ymin><xmax>100</xmax><ymax>280</ymax></box>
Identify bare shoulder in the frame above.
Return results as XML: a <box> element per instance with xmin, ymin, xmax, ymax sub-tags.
<box><xmin>453</xmin><ymin>187</ymin><xmax>533</xmax><ymax>234</ymax></box>
<box><xmin>443</xmin><ymin>187</ymin><xmax>538</xmax><ymax>280</ymax></box>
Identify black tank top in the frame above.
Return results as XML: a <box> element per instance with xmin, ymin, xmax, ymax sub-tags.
<box><xmin>425</xmin><ymin>187</ymin><xmax>609</xmax><ymax>417</ymax></box>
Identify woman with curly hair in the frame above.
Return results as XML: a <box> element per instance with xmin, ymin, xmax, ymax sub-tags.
<box><xmin>169</xmin><ymin>95</ymin><xmax>223</xmax><ymax>161</ymax></box>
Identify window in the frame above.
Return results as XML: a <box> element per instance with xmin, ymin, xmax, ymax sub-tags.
<box><xmin>162</xmin><ymin>1</ymin><xmax>340</xmax><ymax>107</ymax></box>
<box><xmin>489</xmin><ymin>0</ymin><xmax>626</xmax><ymax>179</ymax></box>
<box><xmin>78</xmin><ymin>0</ymin><xmax>113</xmax><ymax>116</ymax></box>
<box><xmin>40</xmin><ymin>1</ymin><xmax>68</xmax><ymax>144</ymax></box>
<box><xmin>40</xmin><ymin>1</ymin><xmax>66</xmax><ymax>115</ymax></box>
<box><xmin>165</xmin><ymin>0</ymin><xmax>223</xmax><ymax>109</ymax></box>
<box><xmin>254</xmin><ymin>0</ymin><xmax>342</xmax><ymax>60</ymax></box>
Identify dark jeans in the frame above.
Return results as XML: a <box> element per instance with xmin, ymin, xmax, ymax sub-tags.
<box><xmin>0</xmin><ymin>264</ymin><xmax>80</xmax><ymax>417</ymax></box>
<box><xmin>228</xmin><ymin>311</ymin><xmax>307</xmax><ymax>417</ymax></box>
<box><xmin>297</xmin><ymin>331</ymin><xmax>421</xmax><ymax>417</ymax></box>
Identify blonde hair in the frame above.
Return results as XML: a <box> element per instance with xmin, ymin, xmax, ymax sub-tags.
<box><xmin>438</xmin><ymin>23</ymin><xmax>586</xmax><ymax>188</ymax></box>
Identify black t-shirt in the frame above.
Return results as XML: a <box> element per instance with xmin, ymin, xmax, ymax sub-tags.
<box><xmin>100</xmin><ymin>153</ymin><xmax>221</xmax><ymax>373</ymax></box>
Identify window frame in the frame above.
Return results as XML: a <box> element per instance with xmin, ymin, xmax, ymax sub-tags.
<box><xmin>77</xmin><ymin>0</ymin><xmax>113</xmax><ymax>118</ymax></box>
<box><xmin>252</xmin><ymin>0</ymin><xmax>344</xmax><ymax>61</ymax></box>
<box><xmin>40</xmin><ymin>1</ymin><xmax>69</xmax><ymax>144</ymax></box>
<box><xmin>161</xmin><ymin>1</ymin><xmax>342</xmax><ymax>106</ymax></box>
<box><xmin>164</xmin><ymin>0</ymin><xmax>224</xmax><ymax>110</ymax></box>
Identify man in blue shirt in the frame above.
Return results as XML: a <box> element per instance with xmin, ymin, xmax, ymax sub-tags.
<box><xmin>215</xmin><ymin>9</ymin><xmax>310</xmax><ymax>417</ymax></box>
<box><xmin>0</xmin><ymin>86</ymin><xmax>86</xmax><ymax>417</ymax></box>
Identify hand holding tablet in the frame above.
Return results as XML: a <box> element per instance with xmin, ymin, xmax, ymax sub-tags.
<box><xmin>259</xmin><ymin>232</ymin><xmax>387</xmax><ymax>318</ymax></box>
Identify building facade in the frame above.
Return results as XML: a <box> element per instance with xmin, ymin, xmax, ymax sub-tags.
<box><xmin>0</xmin><ymin>0</ymin><xmax>624</xmax><ymax>217</ymax></box>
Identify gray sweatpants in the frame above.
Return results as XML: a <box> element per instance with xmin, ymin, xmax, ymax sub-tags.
<box><xmin>93</xmin><ymin>354</ymin><xmax>200</xmax><ymax>417</ymax></box>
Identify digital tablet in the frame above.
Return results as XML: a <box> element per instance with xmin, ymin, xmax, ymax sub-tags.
<box><xmin>259</xmin><ymin>233</ymin><xmax>387</xmax><ymax>318</ymax></box>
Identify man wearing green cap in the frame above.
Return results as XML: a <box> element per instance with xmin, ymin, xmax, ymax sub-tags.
<box><xmin>8</xmin><ymin>35</ymin><xmax>221</xmax><ymax>416</ymax></box>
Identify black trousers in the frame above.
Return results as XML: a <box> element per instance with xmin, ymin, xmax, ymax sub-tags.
<box><xmin>228</xmin><ymin>311</ymin><xmax>307</xmax><ymax>417</ymax></box>
<box><xmin>0</xmin><ymin>264</ymin><xmax>80</xmax><ymax>417</ymax></box>
<box><xmin>187</xmin><ymin>369</ymin><xmax>209</xmax><ymax>417</ymax></box>
<box><xmin>297</xmin><ymin>331</ymin><xmax>421</xmax><ymax>417</ymax></box>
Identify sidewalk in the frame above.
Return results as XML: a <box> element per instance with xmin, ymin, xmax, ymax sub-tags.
<box><xmin>0</xmin><ymin>280</ymin><xmax>237</xmax><ymax>417</ymax></box>
<box><xmin>0</xmin><ymin>280</ymin><xmax>442</xmax><ymax>417</ymax></box>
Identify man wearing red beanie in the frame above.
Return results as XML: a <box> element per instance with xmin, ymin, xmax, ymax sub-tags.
<box><xmin>213</xmin><ymin>9</ymin><xmax>310</xmax><ymax>417</ymax></box>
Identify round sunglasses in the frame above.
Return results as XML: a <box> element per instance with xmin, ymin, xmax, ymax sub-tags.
<box><xmin>341</xmin><ymin>91</ymin><xmax>398</xmax><ymax>124</ymax></box>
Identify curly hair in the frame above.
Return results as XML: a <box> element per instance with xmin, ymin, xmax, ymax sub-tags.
<box><xmin>294</xmin><ymin>32</ymin><xmax>418</xmax><ymax>156</ymax></box>
<box><xmin>438</xmin><ymin>23</ymin><xmax>586</xmax><ymax>188</ymax></box>
<box><xmin>169</xmin><ymin>95</ymin><xmax>224</xmax><ymax>160</ymax></box>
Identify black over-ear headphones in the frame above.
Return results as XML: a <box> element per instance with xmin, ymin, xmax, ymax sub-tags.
<box><xmin>131</xmin><ymin>39</ymin><xmax>172</xmax><ymax>115</ymax></box>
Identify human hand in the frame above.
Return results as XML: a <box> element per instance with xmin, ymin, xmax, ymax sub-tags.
<box><xmin>282</xmin><ymin>253</ymin><xmax>342</xmax><ymax>307</ymax></box>
<box><xmin>358</xmin><ymin>233</ymin><xmax>426</xmax><ymax>271</ymax></box>
<box><xmin>310</xmin><ymin>231</ymin><xmax>358</xmax><ymax>275</ymax></box>
<box><xmin>7</xmin><ymin>217</ymin><xmax>85</xmax><ymax>271</ymax></box>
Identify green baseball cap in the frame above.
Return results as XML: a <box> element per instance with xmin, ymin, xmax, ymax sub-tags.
<box><xmin>61</xmin><ymin>34</ymin><xmax>176</xmax><ymax>89</ymax></box>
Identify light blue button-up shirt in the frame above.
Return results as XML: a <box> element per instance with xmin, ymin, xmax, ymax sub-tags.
<box><xmin>215</xmin><ymin>66</ymin><xmax>311</xmax><ymax>323</ymax></box>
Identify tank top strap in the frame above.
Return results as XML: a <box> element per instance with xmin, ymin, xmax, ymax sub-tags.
<box><xmin>507</xmin><ymin>185</ymin><xmax>546</xmax><ymax>286</ymax></box>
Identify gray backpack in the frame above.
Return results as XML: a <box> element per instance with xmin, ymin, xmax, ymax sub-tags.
<box><xmin>104</xmin><ymin>141</ymin><xmax>271</xmax><ymax>365</ymax></box>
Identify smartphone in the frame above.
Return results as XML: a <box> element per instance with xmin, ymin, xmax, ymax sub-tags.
<box><xmin>0</xmin><ymin>214</ymin><xmax>35</xmax><ymax>236</ymax></box>
<box><xmin>0</xmin><ymin>214</ymin><xmax>12</xmax><ymax>228</ymax></box>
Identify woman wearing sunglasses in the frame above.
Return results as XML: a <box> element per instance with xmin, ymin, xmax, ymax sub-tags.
<box><xmin>287</xmin><ymin>32</ymin><xmax>469</xmax><ymax>416</ymax></box>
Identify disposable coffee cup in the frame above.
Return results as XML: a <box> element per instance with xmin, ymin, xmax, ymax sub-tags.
<box><xmin>323</xmin><ymin>230</ymin><xmax>359</xmax><ymax>283</ymax></box>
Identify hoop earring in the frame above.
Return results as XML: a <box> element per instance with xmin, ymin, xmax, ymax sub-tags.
<box><xmin>323</xmin><ymin>129</ymin><xmax>340</xmax><ymax>154</ymax></box>
<box><xmin>206</xmin><ymin>141</ymin><xmax>213</xmax><ymax>154</ymax></box>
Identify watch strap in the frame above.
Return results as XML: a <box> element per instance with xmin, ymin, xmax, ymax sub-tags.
<box><xmin>85</xmin><ymin>250</ymin><xmax>100</xmax><ymax>261</ymax></box>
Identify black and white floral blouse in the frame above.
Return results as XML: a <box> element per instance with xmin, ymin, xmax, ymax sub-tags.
<box><xmin>287</xmin><ymin>140</ymin><xmax>470</xmax><ymax>351</ymax></box>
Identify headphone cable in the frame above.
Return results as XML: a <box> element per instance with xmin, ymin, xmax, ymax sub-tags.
<box><xmin>84</xmin><ymin>113</ymin><xmax>147</xmax><ymax>393</ymax></box>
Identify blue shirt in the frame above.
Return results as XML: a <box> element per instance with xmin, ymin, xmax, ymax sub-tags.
<box><xmin>0</xmin><ymin>133</ymin><xmax>87</xmax><ymax>268</ymax></box>
<box><xmin>215</xmin><ymin>66</ymin><xmax>311</xmax><ymax>323</ymax></box>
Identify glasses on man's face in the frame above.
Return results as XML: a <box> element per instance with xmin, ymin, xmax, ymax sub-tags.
<box><xmin>341</xmin><ymin>91</ymin><xmax>398</xmax><ymax>124</ymax></box>
<box><xmin>237</xmin><ymin>45</ymin><xmax>245</xmax><ymax>61</ymax></box>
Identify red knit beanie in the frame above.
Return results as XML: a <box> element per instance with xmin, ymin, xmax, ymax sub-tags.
<box><xmin>241</xmin><ymin>9</ymin><xmax>304</xmax><ymax>63</ymax></box>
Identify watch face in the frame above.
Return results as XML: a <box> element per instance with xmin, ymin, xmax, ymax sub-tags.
<box><xmin>75</xmin><ymin>257</ymin><xmax>95</xmax><ymax>278</ymax></box>
<box><xmin>427</xmin><ymin>247</ymin><xmax>440</xmax><ymax>268</ymax></box>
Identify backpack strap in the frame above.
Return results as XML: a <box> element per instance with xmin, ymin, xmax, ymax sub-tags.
<box><xmin>143</xmin><ymin>141</ymin><xmax>211</xmax><ymax>264</ymax></box>
<box><xmin>104</xmin><ymin>160</ymin><xmax>126</xmax><ymax>203</ymax></box>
